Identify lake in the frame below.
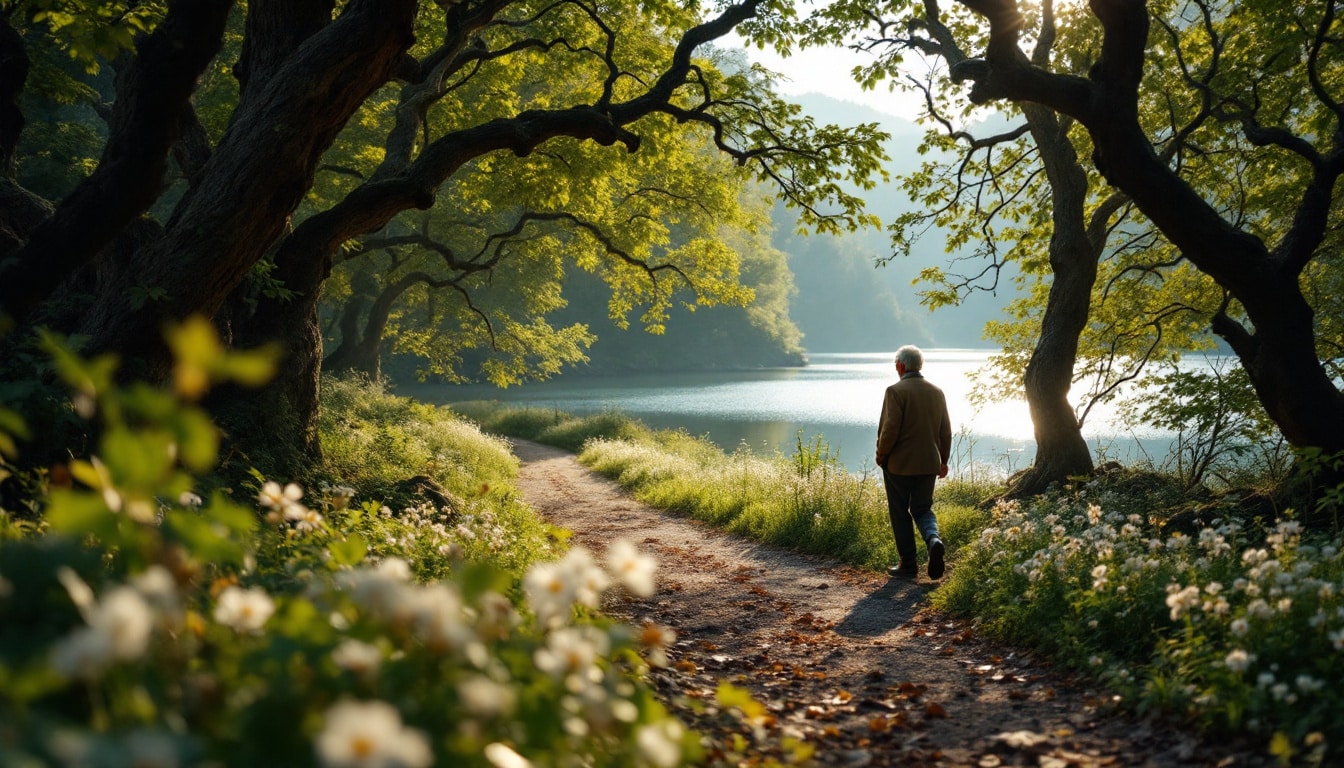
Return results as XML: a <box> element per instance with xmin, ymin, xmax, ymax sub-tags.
<box><xmin>413</xmin><ymin>350</ymin><xmax>1177</xmax><ymax>478</ymax></box>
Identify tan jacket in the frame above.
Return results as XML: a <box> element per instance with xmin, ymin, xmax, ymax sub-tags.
<box><xmin>876</xmin><ymin>373</ymin><xmax>952</xmax><ymax>475</ymax></box>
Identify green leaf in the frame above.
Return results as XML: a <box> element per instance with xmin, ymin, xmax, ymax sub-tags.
<box><xmin>166</xmin><ymin>510</ymin><xmax>245</xmax><ymax>565</ymax></box>
<box><xmin>205</xmin><ymin>495</ymin><xmax>258</xmax><ymax>537</ymax></box>
<box><xmin>174</xmin><ymin>407</ymin><xmax>220</xmax><ymax>473</ymax></box>
<box><xmin>44</xmin><ymin>488</ymin><xmax>118</xmax><ymax>538</ymax></box>
<box><xmin>0</xmin><ymin>660</ymin><xmax>67</xmax><ymax>705</ymax></box>
<box><xmin>455</xmin><ymin>560</ymin><xmax>511</xmax><ymax>600</ymax></box>
<box><xmin>327</xmin><ymin>533</ymin><xmax>368</xmax><ymax>568</ymax></box>
<box><xmin>273</xmin><ymin>598</ymin><xmax>326</xmax><ymax>641</ymax></box>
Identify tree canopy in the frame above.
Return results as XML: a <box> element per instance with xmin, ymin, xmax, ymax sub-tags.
<box><xmin>0</xmin><ymin>0</ymin><xmax>888</xmax><ymax>470</ymax></box>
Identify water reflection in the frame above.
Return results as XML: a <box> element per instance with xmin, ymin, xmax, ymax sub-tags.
<box><xmin>413</xmin><ymin>350</ymin><xmax>1173</xmax><ymax>477</ymax></box>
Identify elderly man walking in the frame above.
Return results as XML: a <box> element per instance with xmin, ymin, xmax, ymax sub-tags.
<box><xmin>875</xmin><ymin>345</ymin><xmax>952</xmax><ymax>580</ymax></box>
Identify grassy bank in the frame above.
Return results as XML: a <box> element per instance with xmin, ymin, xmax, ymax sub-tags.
<box><xmin>467</xmin><ymin>403</ymin><xmax>1344</xmax><ymax>764</ymax></box>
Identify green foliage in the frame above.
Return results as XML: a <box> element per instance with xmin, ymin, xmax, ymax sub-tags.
<box><xmin>934</xmin><ymin>483</ymin><xmax>1344</xmax><ymax>763</ymax></box>
<box><xmin>0</xmin><ymin>323</ymin><xmax>694</xmax><ymax>768</ymax></box>
<box><xmin>6</xmin><ymin>0</ymin><xmax>164</xmax><ymax>74</ymax></box>
<box><xmin>457</xmin><ymin>403</ymin><xmax>654</xmax><ymax>454</ymax></box>
<box><xmin>1118</xmin><ymin>360</ymin><xmax>1289</xmax><ymax>490</ymax></box>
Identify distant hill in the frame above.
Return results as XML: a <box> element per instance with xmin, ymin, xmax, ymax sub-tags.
<box><xmin>777</xmin><ymin>93</ymin><xmax>1018</xmax><ymax>351</ymax></box>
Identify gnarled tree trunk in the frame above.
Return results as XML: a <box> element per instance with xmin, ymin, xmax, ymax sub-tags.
<box><xmin>1009</xmin><ymin>103</ymin><xmax>1098</xmax><ymax>495</ymax></box>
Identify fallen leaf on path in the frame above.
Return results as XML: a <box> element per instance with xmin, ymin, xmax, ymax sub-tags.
<box><xmin>994</xmin><ymin>730</ymin><xmax>1049</xmax><ymax>749</ymax></box>
<box><xmin>925</xmin><ymin>702</ymin><xmax>948</xmax><ymax>718</ymax></box>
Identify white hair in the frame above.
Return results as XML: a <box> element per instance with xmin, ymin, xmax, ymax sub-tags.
<box><xmin>895</xmin><ymin>345</ymin><xmax>924</xmax><ymax>371</ymax></box>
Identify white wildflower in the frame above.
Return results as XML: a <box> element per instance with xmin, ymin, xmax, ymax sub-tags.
<box><xmin>49</xmin><ymin>627</ymin><xmax>114</xmax><ymax>680</ymax></box>
<box><xmin>213</xmin><ymin>586</ymin><xmax>275</xmax><ymax>634</ymax></box>
<box><xmin>131</xmin><ymin>565</ymin><xmax>179</xmax><ymax>610</ymax></box>
<box><xmin>483</xmin><ymin>743</ymin><xmax>531</xmax><ymax>768</ymax></box>
<box><xmin>1165</xmin><ymin>585</ymin><xmax>1201</xmax><ymax>621</ymax></box>
<box><xmin>638</xmin><ymin>621</ymin><xmax>677</xmax><ymax>668</ymax></box>
<box><xmin>1087</xmin><ymin>504</ymin><xmax>1103</xmax><ymax>525</ymax></box>
<box><xmin>89</xmin><ymin>586</ymin><xmax>155</xmax><ymax>660</ymax></box>
<box><xmin>1230</xmin><ymin>618</ymin><xmax>1249</xmax><ymax>638</ymax></box>
<box><xmin>457</xmin><ymin>675</ymin><xmax>517</xmax><ymax>717</ymax></box>
<box><xmin>342</xmin><ymin>559</ymin><xmax>415</xmax><ymax>621</ymax></box>
<box><xmin>1330</xmin><ymin>629</ymin><xmax>1344</xmax><ymax>650</ymax></box>
<box><xmin>57</xmin><ymin>567</ymin><xmax>96</xmax><ymax>618</ymax></box>
<box><xmin>636</xmin><ymin>720</ymin><xmax>686</xmax><ymax>768</ymax></box>
<box><xmin>406</xmin><ymin>583</ymin><xmax>477</xmax><ymax>652</ymax></box>
<box><xmin>1248</xmin><ymin>599</ymin><xmax>1273</xmax><ymax>620</ymax></box>
<box><xmin>1297</xmin><ymin>674</ymin><xmax>1324</xmax><ymax>694</ymax></box>
<box><xmin>562</xmin><ymin>547</ymin><xmax>610</xmax><ymax>609</ymax></box>
<box><xmin>314</xmin><ymin>699</ymin><xmax>432</xmax><ymax>768</ymax></box>
<box><xmin>290</xmin><ymin>506</ymin><xmax>326</xmax><ymax>533</ymax></box>
<box><xmin>258</xmin><ymin>480</ymin><xmax>304</xmax><ymax>511</ymax></box>
<box><xmin>534</xmin><ymin>626</ymin><xmax>609</xmax><ymax>680</ymax></box>
<box><xmin>332</xmin><ymin>639</ymin><xmax>382</xmax><ymax>676</ymax></box>
<box><xmin>608</xmin><ymin>540</ymin><xmax>657</xmax><ymax>597</ymax></box>
<box><xmin>1090</xmin><ymin>564</ymin><xmax>1109</xmax><ymax>590</ymax></box>
<box><xmin>1224</xmin><ymin>649</ymin><xmax>1253</xmax><ymax>673</ymax></box>
<box><xmin>524</xmin><ymin>561</ymin><xmax>574</xmax><ymax>627</ymax></box>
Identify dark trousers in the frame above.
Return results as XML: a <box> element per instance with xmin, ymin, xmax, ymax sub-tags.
<box><xmin>881</xmin><ymin>470</ymin><xmax>940</xmax><ymax>566</ymax></box>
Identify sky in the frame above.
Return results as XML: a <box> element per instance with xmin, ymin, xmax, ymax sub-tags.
<box><xmin>719</xmin><ymin>32</ymin><xmax>931</xmax><ymax>123</ymax></box>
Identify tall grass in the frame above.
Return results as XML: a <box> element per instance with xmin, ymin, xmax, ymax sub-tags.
<box><xmin>452</xmin><ymin>401</ymin><xmax>652</xmax><ymax>452</ymax></box>
<box><xmin>457</xmin><ymin>404</ymin><xmax>998</xmax><ymax>571</ymax></box>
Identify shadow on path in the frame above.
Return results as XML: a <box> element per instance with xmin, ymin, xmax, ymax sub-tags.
<box><xmin>833</xmin><ymin>578</ymin><xmax>935</xmax><ymax>637</ymax></box>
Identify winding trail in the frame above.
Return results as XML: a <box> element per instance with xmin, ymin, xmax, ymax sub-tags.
<box><xmin>512</xmin><ymin>439</ymin><xmax>1265</xmax><ymax>767</ymax></box>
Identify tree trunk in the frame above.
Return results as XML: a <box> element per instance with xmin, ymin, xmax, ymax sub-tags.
<box><xmin>0</xmin><ymin>12</ymin><xmax>28</xmax><ymax>181</ymax></box>
<box><xmin>1007</xmin><ymin>105</ymin><xmax>1097</xmax><ymax>495</ymax></box>
<box><xmin>75</xmin><ymin>0</ymin><xmax>417</xmax><ymax>379</ymax></box>
<box><xmin>0</xmin><ymin>0</ymin><xmax>234</xmax><ymax>324</ymax></box>
<box><xmin>322</xmin><ymin>265</ymin><xmax>398</xmax><ymax>379</ymax></box>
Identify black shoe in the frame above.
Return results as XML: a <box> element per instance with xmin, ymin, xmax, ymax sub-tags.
<box><xmin>887</xmin><ymin>564</ymin><xmax>917</xmax><ymax>578</ymax></box>
<box><xmin>926</xmin><ymin>537</ymin><xmax>946</xmax><ymax>580</ymax></box>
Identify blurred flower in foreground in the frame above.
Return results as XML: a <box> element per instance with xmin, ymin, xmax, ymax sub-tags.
<box><xmin>213</xmin><ymin>586</ymin><xmax>275</xmax><ymax>634</ymax></box>
<box><xmin>314</xmin><ymin>699</ymin><xmax>432</xmax><ymax>768</ymax></box>
<box><xmin>608</xmin><ymin>540</ymin><xmax>657</xmax><ymax>597</ymax></box>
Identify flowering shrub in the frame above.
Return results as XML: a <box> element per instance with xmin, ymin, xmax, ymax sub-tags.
<box><xmin>935</xmin><ymin>486</ymin><xmax>1344</xmax><ymax>764</ymax></box>
<box><xmin>0</xmin><ymin>322</ymin><xmax>689</xmax><ymax>767</ymax></box>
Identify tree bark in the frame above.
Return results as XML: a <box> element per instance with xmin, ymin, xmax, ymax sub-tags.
<box><xmin>0</xmin><ymin>0</ymin><xmax>234</xmax><ymax>324</ymax></box>
<box><xmin>1009</xmin><ymin>104</ymin><xmax>1097</xmax><ymax>496</ymax></box>
<box><xmin>0</xmin><ymin>12</ymin><xmax>27</xmax><ymax>181</ymax></box>
<box><xmin>77</xmin><ymin>0</ymin><xmax>418</xmax><ymax>383</ymax></box>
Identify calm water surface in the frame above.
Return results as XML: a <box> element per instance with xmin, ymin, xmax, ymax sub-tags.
<box><xmin>417</xmin><ymin>350</ymin><xmax>1173</xmax><ymax>477</ymax></box>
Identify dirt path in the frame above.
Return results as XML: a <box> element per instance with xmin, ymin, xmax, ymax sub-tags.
<box><xmin>511</xmin><ymin>439</ymin><xmax>1267</xmax><ymax>767</ymax></box>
